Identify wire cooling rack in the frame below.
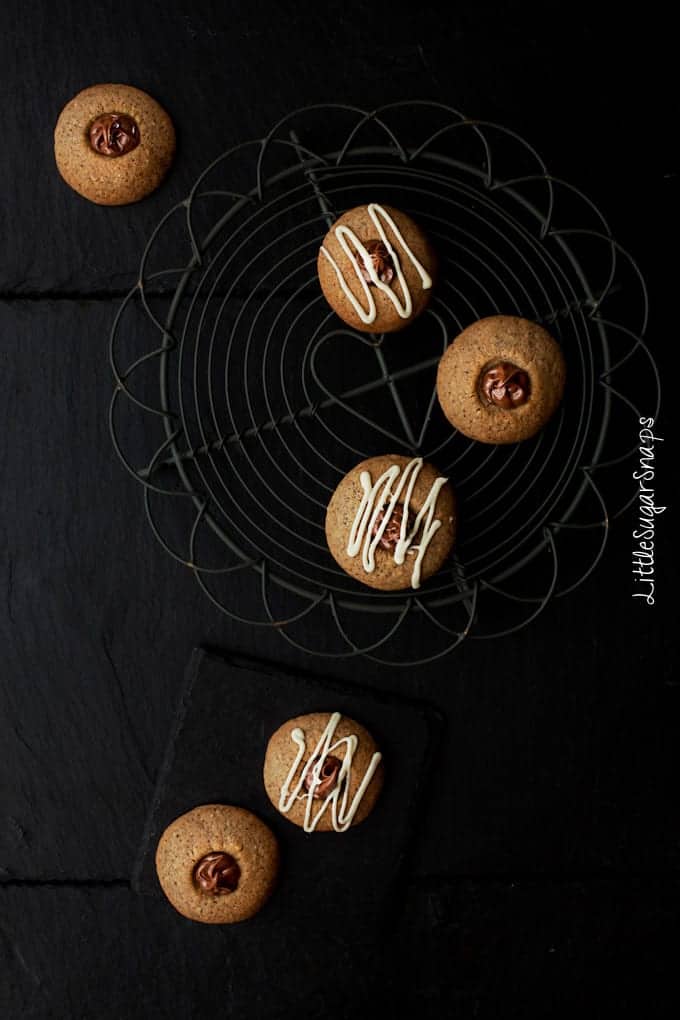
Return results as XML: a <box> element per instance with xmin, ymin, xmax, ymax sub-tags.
<box><xmin>109</xmin><ymin>102</ymin><xmax>659</xmax><ymax>664</ymax></box>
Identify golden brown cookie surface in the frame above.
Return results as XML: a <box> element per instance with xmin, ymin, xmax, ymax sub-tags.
<box><xmin>263</xmin><ymin>712</ymin><xmax>384</xmax><ymax>832</ymax></box>
<box><xmin>325</xmin><ymin>454</ymin><xmax>456</xmax><ymax>591</ymax></box>
<box><xmin>54</xmin><ymin>83</ymin><xmax>175</xmax><ymax>205</ymax></box>
<box><xmin>318</xmin><ymin>204</ymin><xmax>436</xmax><ymax>333</ymax></box>
<box><xmin>155</xmin><ymin>804</ymin><xmax>279</xmax><ymax>924</ymax></box>
<box><xmin>436</xmin><ymin>315</ymin><xmax>566</xmax><ymax>444</ymax></box>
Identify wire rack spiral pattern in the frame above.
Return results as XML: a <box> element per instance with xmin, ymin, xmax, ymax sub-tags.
<box><xmin>109</xmin><ymin>103</ymin><xmax>658</xmax><ymax>664</ymax></box>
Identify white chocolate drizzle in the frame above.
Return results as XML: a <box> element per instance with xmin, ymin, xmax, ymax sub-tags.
<box><xmin>278</xmin><ymin>712</ymin><xmax>382</xmax><ymax>834</ymax></box>
<box><xmin>347</xmin><ymin>457</ymin><xmax>448</xmax><ymax>590</ymax></box>
<box><xmin>319</xmin><ymin>203</ymin><xmax>432</xmax><ymax>325</ymax></box>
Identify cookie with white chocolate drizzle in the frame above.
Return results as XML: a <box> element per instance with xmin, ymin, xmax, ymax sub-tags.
<box><xmin>318</xmin><ymin>204</ymin><xmax>437</xmax><ymax>333</ymax></box>
<box><xmin>263</xmin><ymin>712</ymin><xmax>384</xmax><ymax>832</ymax></box>
<box><xmin>325</xmin><ymin>454</ymin><xmax>456</xmax><ymax>591</ymax></box>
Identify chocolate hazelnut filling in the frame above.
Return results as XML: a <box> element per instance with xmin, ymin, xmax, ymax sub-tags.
<box><xmin>478</xmin><ymin>361</ymin><xmax>530</xmax><ymax>409</ymax></box>
<box><xmin>89</xmin><ymin>113</ymin><xmax>140</xmax><ymax>156</ymax></box>
<box><xmin>193</xmin><ymin>852</ymin><xmax>240</xmax><ymax>894</ymax></box>
<box><xmin>371</xmin><ymin>503</ymin><xmax>410</xmax><ymax>550</ymax></box>
<box><xmin>303</xmin><ymin>755</ymin><xmax>343</xmax><ymax>799</ymax></box>
<box><xmin>359</xmin><ymin>239</ymin><xmax>394</xmax><ymax>285</ymax></box>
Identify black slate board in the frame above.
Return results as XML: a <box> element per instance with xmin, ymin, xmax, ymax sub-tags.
<box><xmin>133</xmin><ymin>648</ymin><xmax>442</xmax><ymax>941</ymax></box>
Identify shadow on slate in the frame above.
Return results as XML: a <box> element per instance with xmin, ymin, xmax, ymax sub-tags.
<box><xmin>132</xmin><ymin>647</ymin><xmax>442</xmax><ymax>1013</ymax></box>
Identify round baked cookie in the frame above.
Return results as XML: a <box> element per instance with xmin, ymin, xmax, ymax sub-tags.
<box><xmin>263</xmin><ymin>711</ymin><xmax>384</xmax><ymax>833</ymax></box>
<box><xmin>317</xmin><ymin>203</ymin><xmax>436</xmax><ymax>333</ymax></box>
<box><xmin>325</xmin><ymin>454</ymin><xmax>456</xmax><ymax>591</ymax></box>
<box><xmin>155</xmin><ymin>804</ymin><xmax>279</xmax><ymax>924</ymax></box>
<box><xmin>54</xmin><ymin>83</ymin><xmax>175</xmax><ymax>205</ymax></box>
<box><xmin>436</xmin><ymin>315</ymin><xmax>566</xmax><ymax>444</ymax></box>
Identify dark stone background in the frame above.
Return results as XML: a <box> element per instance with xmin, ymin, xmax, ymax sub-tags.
<box><xmin>1</xmin><ymin>2</ymin><xmax>676</xmax><ymax>1017</ymax></box>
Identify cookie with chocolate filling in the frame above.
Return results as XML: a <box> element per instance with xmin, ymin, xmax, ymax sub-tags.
<box><xmin>436</xmin><ymin>315</ymin><xmax>566</xmax><ymax>444</ymax></box>
<box><xmin>155</xmin><ymin>804</ymin><xmax>279</xmax><ymax>924</ymax></box>
<box><xmin>325</xmin><ymin>454</ymin><xmax>456</xmax><ymax>591</ymax></box>
<box><xmin>263</xmin><ymin>711</ymin><xmax>384</xmax><ymax>833</ymax></box>
<box><xmin>318</xmin><ymin>204</ymin><xmax>436</xmax><ymax>333</ymax></box>
<box><xmin>54</xmin><ymin>83</ymin><xmax>175</xmax><ymax>205</ymax></box>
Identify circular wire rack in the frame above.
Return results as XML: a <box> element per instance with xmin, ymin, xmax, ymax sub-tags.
<box><xmin>109</xmin><ymin>102</ymin><xmax>659</xmax><ymax>665</ymax></box>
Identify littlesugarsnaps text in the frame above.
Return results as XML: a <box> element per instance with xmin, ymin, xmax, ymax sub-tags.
<box><xmin>632</xmin><ymin>417</ymin><xmax>666</xmax><ymax>605</ymax></box>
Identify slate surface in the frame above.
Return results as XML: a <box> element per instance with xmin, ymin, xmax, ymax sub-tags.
<box><xmin>1</xmin><ymin>2</ymin><xmax>678</xmax><ymax>1017</ymax></box>
<box><xmin>2</xmin><ymin>878</ymin><xmax>679</xmax><ymax>1019</ymax></box>
<box><xmin>131</xmin><ymin>645</ymin><xmax>441</xmax><ymax>1009</ymax></box>
<box><xmin>0</xmin><ymin>3</ymin><xmax>673</xmax><ymax>295</ymax></box>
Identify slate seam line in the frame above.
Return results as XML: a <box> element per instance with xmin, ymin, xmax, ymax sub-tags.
<box><xmin>2</xmin><ymin>871</ymin><xmax>677</xmax><ymax>888</ymax></box>
<box><xmin>100</xmin><ymin>633</ymin><xmax>154</xmax><ymax>787</ymax></box>
<box><xmin>0</xmin><ymin>291</ymin><xmax>137</xmax><ymax>302</ymax></box>
<box><xmin>0</xmin><ymin>879</ymin><xmax>131</xmax><ymax>887</ymax></box>
<box><xmin>0</xmin><ymin>287</ymin><xmax>306</xmax><ymax>302</ymax></box>
<box><xmin>6</xmin><ymin>554</ymin><xmax>14</xmax><ymax>623</ymax></box>
<box><xmin>130</xmin><ymin>648</ymin><xmax>201</xmax><ymax>890</ymax></box>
